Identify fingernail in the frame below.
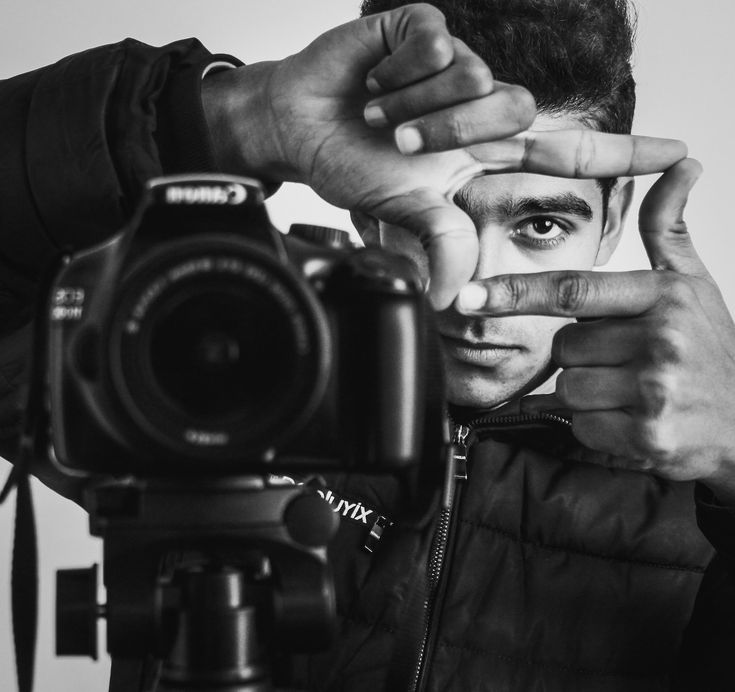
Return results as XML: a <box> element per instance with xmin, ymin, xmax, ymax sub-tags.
<box><xmin>366</xmin><ymin>75</ymin><xmax>383</xmax><ymax>94</ymax></box>
<box><xmin>456</xmin><ymin>284</ymin><xmax>488</xmax><ymax>313</ymax></box>
<box><xmin>364</xmin><ymin>103</ymin><xmax>388</xmax><ymax>127</ymax></box>
<box><xmin>395</xmin><ymin>126</ymin><xmax>424</xmax><ymax>155</ymax></box>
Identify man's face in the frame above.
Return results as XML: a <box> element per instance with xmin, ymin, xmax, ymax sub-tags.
<box><xmin>378</xmin><ymin>113</ymin><xmax>629</xmax><ymax>407</ymax></box>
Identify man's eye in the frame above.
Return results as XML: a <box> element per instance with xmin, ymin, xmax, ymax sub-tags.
<box><xmin>517</xmin><ymin>218</ymin><xmax>564</xmax><ymax>238</ymax></box>
<box><xmin>511</xmin><ymin>217</ymin><xmax>568</xmax><ymax>248</ymax></box>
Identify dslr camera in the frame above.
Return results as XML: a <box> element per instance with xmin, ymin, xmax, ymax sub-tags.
<box><xmin>23</xmin><ymin>174</ymin><xmax>443</xmax><ymax>691</ymax></box>
<box><xmin>45</xmin><ymin>174</ymin><xmax>428</xmax><ymax>476</ymax></box>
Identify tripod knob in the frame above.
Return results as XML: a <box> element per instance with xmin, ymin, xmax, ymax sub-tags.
<box><xmin>56</xmin><ymin>564</ymin><xmax>102</xmax><ymax>659</ymax></box>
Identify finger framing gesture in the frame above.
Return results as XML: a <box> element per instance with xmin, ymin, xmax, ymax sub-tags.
<box><xmin>456</xmin><ymin>159</ymin><xmax>735</xmax><ymax>501</ymax></box>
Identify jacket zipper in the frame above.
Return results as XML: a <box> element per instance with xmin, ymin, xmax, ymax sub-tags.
<box><xmin>472</xmin><ymin>411</ymin><xmax>572</xmax><ymax>430</ymax></box>
<box><xmin>410</xmin><ymin>410</ymin><xmax>571</xmax><ymax>691</ymax></box>
<box><xmin>411</xmin><ymin>422</ymin><xmax>470</xmax><ymax>692</ymax></box>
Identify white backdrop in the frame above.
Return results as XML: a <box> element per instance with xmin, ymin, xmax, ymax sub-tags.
<box><xmin>1</xmin><ymin>1</ymin><xmax>733</xmax><ymax>690</ymax></box>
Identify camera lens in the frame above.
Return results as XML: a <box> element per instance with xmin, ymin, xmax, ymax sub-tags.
<box><xmin>108</xmin><ymin>235</ymin><xmax>330</xmax><ymax>463</ymax></box>
<box><xmin>149</xmin><ymin>288</ymin><xmax>292</xmax><ymax>419</ymax></box>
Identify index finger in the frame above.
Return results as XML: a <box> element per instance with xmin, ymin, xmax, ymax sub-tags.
<box><xmin>455</xmin><ymin>270</ymin><xmax>665</xmax><ymax>318</ymax></box>
<box><xmin>467</xmin><ymin>129</ymin><xmax>688</xmax><ymax>179</ymax></box>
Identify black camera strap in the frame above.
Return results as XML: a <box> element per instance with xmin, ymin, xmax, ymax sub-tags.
<box><xmin>1</xmin><ymin>255</ymin><xmax>66</xmax><ymax>692</ymax></box>
<box><xmin>1</xmin><ymin>448</ymin><xmax>38</xmax><ymax>692</ymax></box>
<box><xmin>1</xmin><ymin>343</ymin><xmax>41</xmax><ymax>692</ymax></box>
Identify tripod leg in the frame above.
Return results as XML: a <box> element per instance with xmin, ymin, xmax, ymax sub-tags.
<box><xmin>108</xmin><ymin>657</ymin><xmax>161</xmax><ymax>692</ymax></box>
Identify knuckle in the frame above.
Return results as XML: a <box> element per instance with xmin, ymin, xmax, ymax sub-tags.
<box><xmin>443</xmin><ymin>115</ymin><xmax>470</xmax><ymax>147</ymax></box>
<box><xmin>645</xmin><ymin>326</ymin><xmax>688</xmax><ymax>366</ymax></box>
<box><xmin>574</xmin><ymin>130</ymin><xmax>595</xmax><ymax>177</ymax></box>
<box><xmin>670</xmin><ymin>218</ymin><xmax>689</xmax><ymax>236</ymax></box>
<box><xmin>662</xmin><ymin>276</ymin><xmax>697</xmax><ymax>308</ymax></box>
<box><xmin>459</xmin><ymin>61</ymin><xmax>494</xmax><ymax>96</ymax></box>
<box><xmin>500</xmin><ymin>275</ymin><xmax>528</xmax><ymax>312</ymax></box>
<box><xmin>418</xmin><ymin>31</ymin><xmax>453</xmax><ymax>70</ymax></box>
<box><xmin>632</xmin><ymin>419</ymin><xmax>676</xmax><ymax>462</ymax></box>
<box><xmin>553</xmin><ymin>272</ymin><xmax>590</xmax><ymax>315</ymax></box>
<box><xmin>636</xmin><ymin>370</ymin><xmax>677</xmax><ymax>417</ymax></box>
<box><xmin>641</xmin><ymin>211</ymin><xmax>689</xmax><ymax>242</ymax></box>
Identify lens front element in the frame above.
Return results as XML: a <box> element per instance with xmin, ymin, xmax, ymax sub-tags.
<box><xmin>109</xmin><ymin>236</ymin><xmax>329</xmax><ymax>462</ymax></box>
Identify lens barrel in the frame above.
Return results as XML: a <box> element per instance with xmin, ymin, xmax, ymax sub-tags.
<box><xmin>107</xmin><ymin>234</ymin><xmax>330</xmax><ymax>463</ymax></box>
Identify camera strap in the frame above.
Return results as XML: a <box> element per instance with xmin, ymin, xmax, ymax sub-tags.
<box><xmin>1</xmin><ymin>254</ymin><xmax>66</xmax><ymax>692</ymax></box>
<box><xmin>1</xmin><ymin>451</ymin><xmax>38</xmax><ymax>692</ymax></box>
<box><xmin>1</xmin><ymin>343</ymin><xmax>42</xmax><ymax>692</ymax></box>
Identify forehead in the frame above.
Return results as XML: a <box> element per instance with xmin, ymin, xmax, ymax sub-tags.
<box><xmin>457</xmin><ymin>111</ymin><xmax>604</xmax><ymax>217</ymax></box>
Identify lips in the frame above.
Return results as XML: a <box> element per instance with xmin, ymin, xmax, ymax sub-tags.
<box><xmin>440</xmin><ymin>333</ymin><xmax>521</xmax><ymax>366</ymax></box>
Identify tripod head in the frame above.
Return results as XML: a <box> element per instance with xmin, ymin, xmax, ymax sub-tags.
<box><xmin>57</xmin><ymin>475</ymin><xmax>339</xmax><ymax>692</ymax></box>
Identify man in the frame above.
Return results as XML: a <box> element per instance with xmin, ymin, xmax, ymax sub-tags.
<box><xmin>286</xmin><ymin>1</ymin><xmax>735</xmax><ymax>690</ymax></box>
<box><xmin>0</xmin><ymin>2</ymin><xmax>732</xmax><ymax>691</ymax></box>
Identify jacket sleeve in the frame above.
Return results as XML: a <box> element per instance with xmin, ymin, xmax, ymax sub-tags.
<box><xmin>0</xmin><ymin>38</ymin><xmax>239</xmax><ymax>492</ymax></box>
<box><xmin>674</xmin><ymin>484</ymin><xmax>735</xmax><ymax>690</ymax></box>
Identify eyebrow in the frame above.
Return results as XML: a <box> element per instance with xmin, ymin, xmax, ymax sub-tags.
<box><xmin>454</xmin><ymin>189</ymin><xmax>594</xmax><ymax>222</ymax></box>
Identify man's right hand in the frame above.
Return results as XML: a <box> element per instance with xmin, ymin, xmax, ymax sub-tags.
<box><xmin>202</xmin><ymin>3</ymin><xmax>687</xmax><ymax>309</ymax></box>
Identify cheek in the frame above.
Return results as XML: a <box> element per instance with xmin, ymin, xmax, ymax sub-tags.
<box><xmin>379</xmin><ymin>223</ymin><xmax>429</xmax><ymax>284</ymax></box>
<box><xmin>523</xmin><ymin>315</ymin><xmax>573</xmax><ymax>348</ymax></box>
<box><xmin>567</xmin><ymin>232</ymin><xmax>606</xmax><ymax>269</ymax></box>
<box><xmin>490</xmin><ymin>314</ymin><xmax>572</xmax><ymax>356</ymax></box>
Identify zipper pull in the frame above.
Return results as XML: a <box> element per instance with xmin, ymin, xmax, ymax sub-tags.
<box><xmin>364</xmin><ymin>514</ymin><xmax>392</xmax><ymax>554</ymax></box>
<box><xmin>452</xmin><ymin>423</ymin><xmax>470</xmax><ymax>482</ymax></box>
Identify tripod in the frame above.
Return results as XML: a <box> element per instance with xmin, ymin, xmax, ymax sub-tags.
<box><xmin>56</xmin><ymin>474</ymin><xmax>339</xmax><ymax>692</ymax></box>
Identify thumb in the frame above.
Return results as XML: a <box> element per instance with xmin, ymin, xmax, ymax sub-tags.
<box><xmin>371</xmin><ymin>189</ymin><xmax>479</xmax><ymax>310</ymax></box>
<box><xmin>638</xmin><ymin>157</ymin><xmax>709</xmax><ymax>277</ymax></box>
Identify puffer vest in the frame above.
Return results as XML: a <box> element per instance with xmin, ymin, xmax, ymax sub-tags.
<box><xmin>300</xmin><ymin>406</ymin><xmax>715</xmax><ymax>692</ymax></box>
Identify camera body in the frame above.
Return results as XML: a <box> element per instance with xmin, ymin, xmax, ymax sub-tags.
<box><xmin>46</xmin><ymin>174</ymin><xmax>428</xmax><ymax>476</ymax></box>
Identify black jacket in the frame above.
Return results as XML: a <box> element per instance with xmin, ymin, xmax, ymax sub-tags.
<box><xmin>2</xmin><ymin>39</ymin><xmax>735</xmax><ymax>691</ymax></box>
<box><xmin>0</xmin><ymin>37</ymin><xmax>231</xmax><ymax>487</ymax></box>
<box><xmin>301</xmin><ymin>405</ymin><xmax>735</xmax><ymax>691</ymax></box>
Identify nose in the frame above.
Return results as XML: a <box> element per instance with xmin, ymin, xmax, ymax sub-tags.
<box><xmin>471</xmin><ymin>227</ymin><xmax>513</xmax><ymax>282</ymax></box>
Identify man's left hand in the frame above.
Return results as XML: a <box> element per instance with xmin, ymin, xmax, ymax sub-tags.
<box><xmin>455</xmin><ymin>158</ymin><xmax>735</xmax><ymax>502</ymax></box>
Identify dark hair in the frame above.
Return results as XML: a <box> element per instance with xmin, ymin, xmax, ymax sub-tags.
<box><xmin>360</xmin><ymin>0</ymin><xmax>637</xmax><ymax>205</ymax></box>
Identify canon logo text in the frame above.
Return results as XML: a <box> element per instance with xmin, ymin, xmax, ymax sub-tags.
<box><xmin>165</xmin><ymin>184</ymin><xmax>248</xmax><ymax>206</ymax></box>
